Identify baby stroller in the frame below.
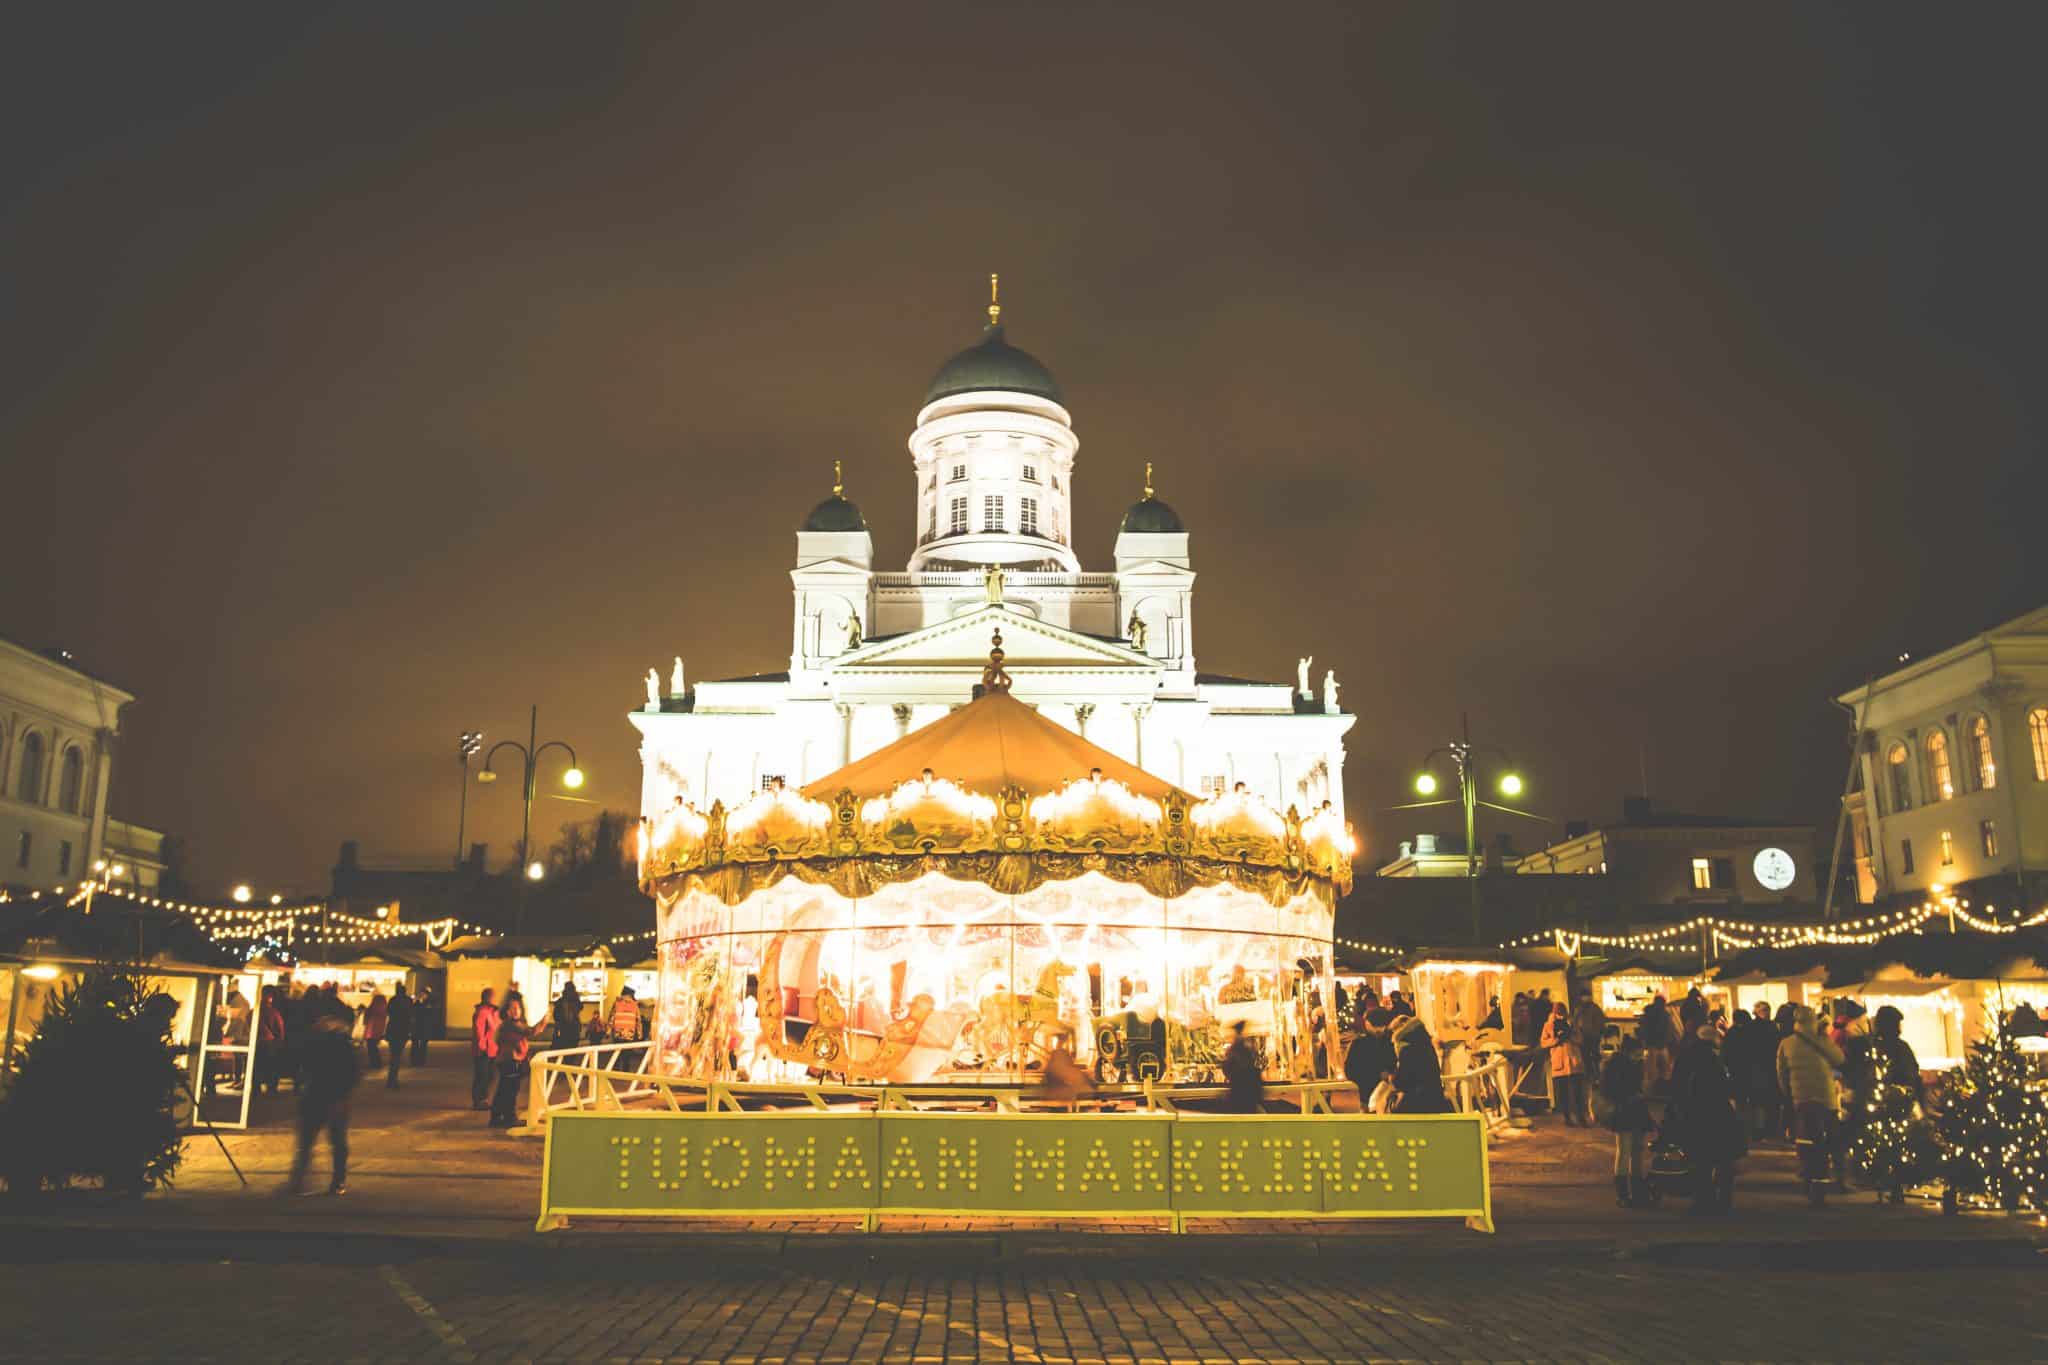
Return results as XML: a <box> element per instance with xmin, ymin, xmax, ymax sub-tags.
<box><xmin>1642</xmin><ymin>1120</ymin><xmax>1690</xmax><ymax>1207</ymax></box>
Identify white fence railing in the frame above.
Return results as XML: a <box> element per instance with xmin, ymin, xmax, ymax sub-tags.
<box><xmin>518</xmin><ymin>1047</ymin><xmax>1357</xmax><ymax>1129</ymax></box>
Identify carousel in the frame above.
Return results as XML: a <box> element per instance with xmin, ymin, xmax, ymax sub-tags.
<box><xmin>637</xmin><ymin>633</ymin><xmax>1355</xmax><ymax>1089</ymax></box>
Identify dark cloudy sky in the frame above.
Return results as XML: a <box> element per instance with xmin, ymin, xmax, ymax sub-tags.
<box><xmin>4</xmin><ymin>4</ymin><xmax>2042</xmax><ymax>890</ymax></box>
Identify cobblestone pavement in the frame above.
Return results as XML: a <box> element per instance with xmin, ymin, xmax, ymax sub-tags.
<box><xmin>6</xmin><ymin>1250</ymin><xmax>2045</xmax><ymax>1362</ymax></box>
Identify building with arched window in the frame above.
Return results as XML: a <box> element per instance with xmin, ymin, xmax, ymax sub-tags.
<box><xmin>1838</xmin><ymin>605</ymin><xmax>2048</xmax><ymax>904</ymax></box>
<box><xmin>0</xmin><ymin>637</ymin><xmax>136</xmax><ymax>891</ymax></box>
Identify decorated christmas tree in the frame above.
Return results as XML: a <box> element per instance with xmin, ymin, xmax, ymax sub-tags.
<box><xmin>1934</xmin><ymin>1026</ymin><xmax>2048</xmax><ymax>1213</ymax></box>
<box><xmin>1847</xmin><ymin>1078</ymin><xmax>1935</xmax><ymax>1198</ymax></box>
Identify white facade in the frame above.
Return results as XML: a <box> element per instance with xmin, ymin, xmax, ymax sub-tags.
<box><xmin>1839</xmin><ymin>605</ymin><xmax>2048</xmax><ymax>902</ymax></box>
<box><xmin>0</xmin><ymin>638</ymin><xmax>133</xmax><ymax>891</ymax></box>
<box><xmin>633</xmin><ymin>314</ymin><xmax>1354</xmax><ymax>823</ymax></box>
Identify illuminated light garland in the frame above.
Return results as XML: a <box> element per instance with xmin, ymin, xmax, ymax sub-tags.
<box><xmin>1502</xmin><ymin>897</ymin><xmax>2048</xmax><ymax>954</ymax></box>
<box><xmin>1333</xmin><ymin>935</ymin><xmax>1403</xmax><ymax>957</ymax></box>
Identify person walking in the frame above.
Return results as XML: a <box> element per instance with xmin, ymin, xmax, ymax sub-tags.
<box><xmin>1344</xmin><ymin>1008</ymin><xmax>1397</xmax><ymax>1111</ymax></box>
<box><xmin>488</xmin><ymin>991</ymin><xmax>531</xmax><ymax>1128</ymax></box>
<box><xmin>608</xmin><ymin>985</ymin><xmax>643</xmax><ymax>1042</ymax></box>
<box><xmin>362</xmin><ymin>989</ymin><xmax>388</xmax><ymax>1069</ymax></box>
<box><xmin>256</xmin><ymin>987</ymin><xmax>287</xmax><ymax>1097</ymax></box>
<box><xmin>1670</xmin><ymin>1000</ymin><xmax>1744</xmax><ymax>1214</ymax></box>
<box><xmin>1389</xmin><ymin>1014</ymin><xmax>1450</xmax><ymax>1113</ymax></box>
<box><xmin>1776</xmin><ymin>1003</ymin><xmax>1844</xmax><ymax>1205</ymax></box>
<box><xmin>470</xmin><ymin>988</ymin><xmax>501</xmax><ymax>1111</ymax></box>
<box><xmin>282</xmin><ymin>1007</ymin><xmax>359</xmax><ymax>1197</ymax></box>
<box><xmin>1220</xmin><ymin>1022</ymin><xmax>1263</xmax><ymax>1113</ymax></box>
<box><xmin>1541</xmin><ymin>1000</ymin><xmax>1586</xmax><ymax>1126</ymax></box>
<box><xmin>552</xmin><ymin>981</ymin><xmax>583</xmax><ymax>1051</ymax></box>
<box><xmin>410</xmin><ymin>985</ymin><xmax>434</xmax><ymax>1065</ymax></box>
<box><xmin>384</xmin><ymin>985</ymin><xmax>414</xmax><ymax>1090</ymax></box>
<box><xmin>1598</xmin><ymin>1035</ymin><xmax>1653</xmax><ymax>1206</ymax></box>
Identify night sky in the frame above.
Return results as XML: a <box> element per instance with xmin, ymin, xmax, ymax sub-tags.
<box><xmin>5</xmin><ymin>5</ymin><xmax>2043</xmax><ymax>891</ymax></box>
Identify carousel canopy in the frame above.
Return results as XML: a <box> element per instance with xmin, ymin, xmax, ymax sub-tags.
<box><xmin>803</xmin><ymin>687</ymin><xmax>1182</xmax><ymax>804</ymax></box>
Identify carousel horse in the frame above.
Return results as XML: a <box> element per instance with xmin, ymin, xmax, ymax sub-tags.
<box><xmin>975</xmin><ymin>959</ymin><xmax>1079</xmax><ymax>1067</ymax></box>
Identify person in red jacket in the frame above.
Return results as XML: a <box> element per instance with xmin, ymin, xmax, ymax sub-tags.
<box><xmin>469</xmin><ymin>988</ymin><xmax>500</xmax><ymax>1111</ymax></box>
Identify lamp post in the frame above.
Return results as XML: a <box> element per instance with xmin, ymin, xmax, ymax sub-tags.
<box><xmin>1395</xmin><ymin>713</ymin><xmax>1538</xmax><ymax>943</ymax></box>
<box><xmin>476</xmin><ymin>705</ymin><xmax>584</xmax><ymax>936</ymax></box>
<box><xmin>455</xmin><ymin>730</ymin><xmax>483</xmax><ymax>868</ymax></box>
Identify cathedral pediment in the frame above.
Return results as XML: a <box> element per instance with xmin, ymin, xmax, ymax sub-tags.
<box><xmin>832</xmin><ymin>604</ymin><xmax>1154</xmax><ymax>675</ymax></box>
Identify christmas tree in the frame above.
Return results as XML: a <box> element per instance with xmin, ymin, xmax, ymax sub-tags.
<box><xmin>1847</xmin><ymin>1079</ymin><xmax>1934</xmax><ymax>1199</ymax></box>
<box><xmin>1934</xmin><ymin>1026</ymin><xmax>2048</xmax><ymax>1213</ymax></box>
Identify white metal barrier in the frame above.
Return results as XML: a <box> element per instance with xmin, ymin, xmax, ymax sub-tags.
<box><xmin>519</xmin><ymin>1046</ymin><xmax>1357</xmax><ymax>1130</ymax></box>
<box><xmin>1443</xmin><ymin>1053</ymin><xmax>1513</xmax><ymax>1130</ymax></box>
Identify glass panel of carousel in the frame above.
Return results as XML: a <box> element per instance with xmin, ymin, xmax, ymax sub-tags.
<box><xmin>654</xmin><ymin>884</ymin><xmax>737</xmax><ymax>1078</ymax></box>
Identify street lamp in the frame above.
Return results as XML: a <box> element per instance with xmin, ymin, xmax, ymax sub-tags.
<box><xmin>477</xmin><ymin>704</ymin><xmax>584</xmax><ymax>935</ymax></box>
<box><xmin>231</xmin><ymin>884</ymin><xmax>253</xmax><ymax>904</ymax></box>
<box><xmin>1393</xmin><ymin>713</ymin><xmax>1541</xmax><ymax>942</ymax></box>
<box><xmin>455</xmin><ymin>730</ymin><xmax>483</xmax><ymax>868</ymax></box>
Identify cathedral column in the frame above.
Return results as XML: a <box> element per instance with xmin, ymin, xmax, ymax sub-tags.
<box><xmin>1075</xmin><ymin>703</ymin><xmax>1095</xmax><ymax>740</ymax></box>
<box><xmin>1131</xmin><ymin>703</ymin><xmax>1151</xmax><ymax>771</ymax></box>
<box><xmin>837</xmin><ymin>703</ymin><xmax>854</xmax><ymax>767</ymax></box>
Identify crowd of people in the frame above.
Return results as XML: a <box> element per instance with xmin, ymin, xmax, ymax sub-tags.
<box><xmin>1576</xmin><ymin>988</ymin><xmax>1925</xmax><ymax>1213</ymax></box>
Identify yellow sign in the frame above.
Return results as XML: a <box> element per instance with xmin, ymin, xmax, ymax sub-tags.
<box><xmin>539</xmin><ymin>1111</ymin><xmax>1491</xmax><ymax>1232</ymax></box>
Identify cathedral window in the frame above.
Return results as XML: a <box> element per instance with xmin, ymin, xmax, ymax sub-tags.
<box><xmin>1020</xmin><ymin>497</ymin><xmax>1039</xmax><ymax>535</ymax></box>
<box><xmin>2031</xmin><ymin>706</ymin><xmax>2048</xmax><ymax>781</ymax></box>
<box><xmin>983</xmin><ymin>494</ymin><xmax>1003</xmax><ymax>532</ymax></box>
<box><xmin>949</xmin><ymin>463</ymin><xmax>966</xmax><ymax>482</ymax></box>
<box><xmin>1052</xmin><ymin>473</ymin><xmax>1060</xmax><ymax>491</ymax></box>
<box><xmin>1022</xmin><ymin>463</ymin><xmax>1038</xmax><ymax>483</ymax></box>
<box><xmin>926</xmin><ymin>499</ymin><xmax>937</xmax><ymax>542</ymax></box>
<box><xmin>948</xmin><ymin>496</ymin><xmax>968</xmax><ymax>536</ymax></box>
<box><xmin>1199</xmin><ymin>775</ymin><xmax>1227</xmax><ymax>798</ymax></box>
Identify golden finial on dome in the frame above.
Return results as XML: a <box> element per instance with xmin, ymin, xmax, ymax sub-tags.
<box><xmin>988</xmin><ymin>272</ymin><xmax>1001</xmax><ymax>328</ymax></box>
<box><xmin>833</xmin><ymin>459</ymin><xmax>843</xmax><ymax>497</ymax></box>
<box><xmin>1143</xmin><ymin>461</ymin><xmax>1154</xmax><ymax>500</ymax></box>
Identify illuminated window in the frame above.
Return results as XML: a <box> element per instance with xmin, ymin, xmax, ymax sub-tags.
<box><xmin>1886</xmin><ymin>743</ymin><xmax>1913</xmax><ymax>812</ymax></box>
<box><xmin>2032</xmin><ymin>707</ymin><xmax>2048</xmax><ymax>781</ymax></box>
<box><xmin>57</xmin><ymin>748</ymin><xmax>83</xmax><ymax>814</ymax></box>
<box><xmin>1691</xmin><ymin>857</ymin><xmax>1712</xmax><ymax>890</ymax></box>
<box><xmin>1969</xmin><ymin>715</ymin><xmax>1996</xmax><ymax>790</ymax></box>
<box><xmin>1022</xmin><ymin>464</ymin><xmax>1039</xmax><ymax>483</ymax></box>
<box><xmin>1982</xmin><ymin>820</ymin><xmax>1999</xmax><ymax>859</ymax></box>
<box><xmin>1925</xmin><ymin>729</ymin><xmax>1954</xmax><ymax>801</ymax></box>
<box><xmin>1020</xmin><ymin>497</ymin><xmax>1039</xmax><ymax>535</ymax></box>
<box><xmin>15</xmin><ymin>731</ymin><xmax>44</xmax><ymax>804</ymax></box>
<box><xmin>948</xmin><ymin>497</ymin><xmax>968</xmax><ymax>536</ymax></box>
<box><xmin>1939</xmin><ymin>829</ymin><xmax>1955</xmax><ymax>866</ymax></box>
<box><xmin>983</xmin><ymin>494</ymin><xmax>1003</xmax><ymax>532</ymax></box>
<box><xmin>1900</xmin><ymin>838</ymin><xmax>1915</xmax><ymax>875</ymax></box>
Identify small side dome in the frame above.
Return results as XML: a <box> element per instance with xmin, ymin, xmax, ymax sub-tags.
<box><xmin>1119</xmin><ymin>496</ymin><xmax>1184</xmax><ymax>534</ymax></box>
<box><xmin>802</xmin><ymin>459</ymin><xmax>867</xmax><ymax>532</ymax></box>
<box><xmin>1118</xmin><ymin>461</ymin><xmax>1183</xmax><ymax>533</ymax></box>
<box><xmin>802</xmin><ymin>494</ymin><xmax>866</xmax><ymax>532</ymax></box>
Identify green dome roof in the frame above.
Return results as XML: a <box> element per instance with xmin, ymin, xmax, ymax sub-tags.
<box><xmin>802</xmin><ymin>494</ymin><xmax>866</xmax><ymax>533</ymax></box>
<box><xmin>925</xmin><ymin>324</ymin><xmax>1063</xmax><ymax>405</ymax></box>
<box><xmin>1120</xmin><ymin>496</ymin><xmax>1185</xmax><ymax>534</ymax></box>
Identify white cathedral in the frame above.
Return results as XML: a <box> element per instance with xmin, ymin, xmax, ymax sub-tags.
<box><xmin>631</xmin><ymin>289</ymin><xmax>1354</xmax><ymax>822</ymax></box>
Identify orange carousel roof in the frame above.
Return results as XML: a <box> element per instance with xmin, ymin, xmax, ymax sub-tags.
<box><xmin>802</xmin><ymin>686</ymin><xmax>1184</xmax><ymax>804</ymax></box>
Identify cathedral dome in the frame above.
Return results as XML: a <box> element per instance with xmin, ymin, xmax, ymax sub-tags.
<box><xmin>924</xmin><ymin>324</ymin><xmax>1063</xmax><ymax>405</ymax></box>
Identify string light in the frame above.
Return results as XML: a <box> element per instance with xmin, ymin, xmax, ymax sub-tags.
<box><xmin>1501</xmin><ymin>897</ymin><xmax>2043</xmax><ymax>954</ymax></box>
